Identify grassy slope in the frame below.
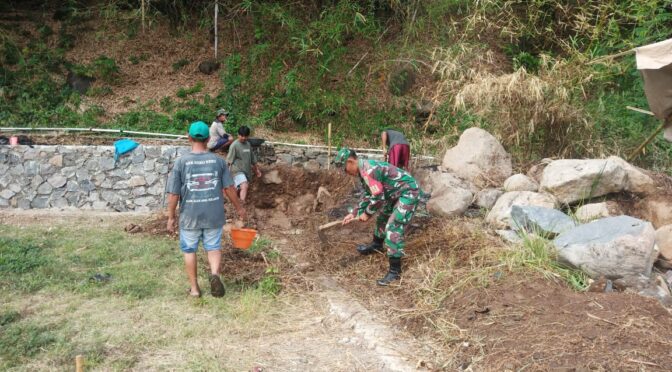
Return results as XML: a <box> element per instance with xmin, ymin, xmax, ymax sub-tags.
<box><xmin>0</xmin><ymin>224</ymin><xmax>281</xmax><ymax>370</ymax></box>
<box><xmin>0</xmin><ymin>1</ymin><xmax>670</xmax><ymax>171</ymax></box>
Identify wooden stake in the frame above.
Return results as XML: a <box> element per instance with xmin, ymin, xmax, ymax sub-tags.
<box><xmin>628</xmin><ymin>114</ymin><xmax>672</xmax><ymax>161</ymax></box>
<box><xmin>327</xmin><ymin>122</ymin><xmax>332</xmax><ymax>170</ymax></box>
<box><xmin>75</xmin><ymin>355</ymin><xmax>84</xmax><ymax>372</ymax></box>
<box><xmin>141</xmin><ymin>0</ymin><xmax>145</xmax><ymax>33</ymax></box>
<box><xmin>214</xmin><ymin>2</ymin><xmax>219</xmax><ymax>59</ymax></box>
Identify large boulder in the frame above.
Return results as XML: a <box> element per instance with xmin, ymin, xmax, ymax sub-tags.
<box><xmin>504</xmin><ymin>174</ymin><xmax>539</xmax><ymax>192</ymax></box>
<box><xmin>511</xmin><ymin>205</ymin><xmax>576</xmax><ymax>238</ymax></box>
<box><xmin>656</xmin><ymin>224</ymin><xmax>672</xmax><ymax>269</ymax></box>
<box><xmin>540</xmin><ymin>156</ymin><xmax>656</xmax><ymax>205</ymax></box>
<box><xmin>553</xmin><ymin>216</ymin><xmax>657</xmax><ymax>279</ymax></box>
<box><xmin>485</xmin><ymin>191</ymin><xmax>557</xmax><ymax>229</ymax></box>
<box><xmin>636</xmin><ymin>197</ymin><xmax>672</xmax><ymax>229</ymax></box>
<box><xmin>418</xmin><ymin>170</ymin><xmax>478</xmax><ymax>194</ymax></box>
<box><xmin>574</xmin><ymin>202</ymin><xmax>619</xmax><ymax>222</ymax></box>
<box><xmin>441</xmin><ymin>128</ymin><xmax>512</xmax><ymax>188</ymax></box>
<box><xmin>427</xmin><ymin>187</ymin><xmax>473</xmax><ymax>217</ymax></box>
<box><xmin>474</xmin><ymin>188</ymin><xmax>503</xmax><ymax>210</ymax></box>
<box><xmin>419</xmin><ymin>169</ymin><xmax>475</xmax><ymax>217</ymax></box>
<box><xmin>262</xmin><ymin>169</ymin><xmax>283</xmax><ymax>185</ymax></box>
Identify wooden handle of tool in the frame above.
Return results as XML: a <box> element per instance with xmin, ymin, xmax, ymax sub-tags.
<box><xmin>318</xmin><ymin>220</ymin><xmax>342</xmax><ymax>231</ymax></box>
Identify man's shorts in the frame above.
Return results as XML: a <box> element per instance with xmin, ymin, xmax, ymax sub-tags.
<box><xmin>233</xmin><ymin>172</ymin><xmax>248</xmax><ymax>188</ymax></box>
<box><xmin>179</xmin><ymin>228</ymin><xmax>223</xmax><ymax>253</ymax></box>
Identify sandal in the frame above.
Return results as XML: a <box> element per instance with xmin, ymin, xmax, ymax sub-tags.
<box><xmin>210</xmin><ymin>275</ymin><xmax>226</xmax><ymax>298</ymax></box>
<box><xmin>186</xmin><ymin>288</ymin><xmax>201</xmax><ymax>298</ymax></box>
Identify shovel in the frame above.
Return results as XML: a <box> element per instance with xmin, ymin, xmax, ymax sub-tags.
<box><xmin>317</xmin><ymin>220</ymin><xmax>343</xmax><ymax>245</ymax></box>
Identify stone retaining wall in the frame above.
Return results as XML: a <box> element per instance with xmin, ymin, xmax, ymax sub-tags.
<box><xmin>1</xmin><ymin>143</ymin><xmax>433</xmax><ymax>211</ymax></box>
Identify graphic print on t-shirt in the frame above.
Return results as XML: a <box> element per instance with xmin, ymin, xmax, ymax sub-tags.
<box><xmin>186</xmin><ymin>171</ymin><xmax>219</xmax><ymax>192</ymax></box>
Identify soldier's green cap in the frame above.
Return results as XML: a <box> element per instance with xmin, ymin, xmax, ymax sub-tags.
<box><xmin>334</xmin><ymin>148</ymin><xmax>353</xmax><ymax>167</ymax></box>
<box><xmin>216</xmin><ymin>109</ymin><xmax>229</xmax><ymax>117</ymax></box>
<box><xmin>188</xmin><ymin>121</ymin><xmax>210</xmax><ymax>139</ymax></box>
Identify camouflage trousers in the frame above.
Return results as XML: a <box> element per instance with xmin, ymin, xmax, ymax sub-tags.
<box><xmin>374</xmin><ymin>189</ymin><xmax>420</xmax><ymax>258</ymax></box>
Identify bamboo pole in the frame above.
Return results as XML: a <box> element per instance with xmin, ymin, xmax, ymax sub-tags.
<box><xmin>628</xmin><ymin>114</ymin><xmax>672</xmax><ymax>161</ymax></box>
<box><xmin>214</xmin><ymin>2</ymin><xmax>218</xmax><ymax>59</ymax></box>
<box><xmin>327</xmin><ymin>122</ymin><xmax>332</xmax><ymax>170</ymax></box>
<box><xmin>141</xmin><ymin>0</ymin><xmax>145</xmax><ymax>33</ymax></box>
<box><xmin>75</xmin><ymin>355</ymin><xmax>84</xmax><ymax>372</ymax></box>
<box><xmin>587</xmin><ymin>48</ymin><xmax>635</xmax><ymax>65</ymax></box>
<box><xmin>626</xmin><ymin>106</ymin><xmax>655</xmax><ymax>116</ymax></box>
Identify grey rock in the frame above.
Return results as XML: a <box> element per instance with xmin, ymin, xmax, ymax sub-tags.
<box><xmin>156</xmin><ymin>163</ymin><xmax>169</xmax><ymax>174</ymax></box>
<box><xmin>31</xmin><ymin>196</ymin><xmax>50</xmax><ymax>209</ymax></box>
<box><xmin>76</xmin><ymin>168</ymin><xmax>90</xmax><ymax>181</ymax></box>
<box><xmin>61</xmin><ymin>166</ymin><xmax>77</xmax><ymax>178</ymax></box>
<box><xmin>161</xmin><ymin>147</ymin><xmax>177</xmax><ymax>158</ymax></box>
<box><xmin>262</xmin><ymin>170</ymin><xmax>283</xmax><ymax>185</ymax></box>
<box><xmin>113</xmin><ymin>180</ymin><xmax>129</xmax><ymax>190</ymax></box>
<box><xmin>134</xmin><ymin>196</ymin><xmax>156</xmax><ymax>206</ymax></box>
<box><xmin>47</xmin><ymin>174</ymin><xmax>67</xmax><ymax>188</ymax></box>
<box><xmin>427</xmin><ymin>186</ymin><xmax>473</xmax><ymax>217</ymax></box>
<box><xmin>101</xmin><ymin>191</ymin><xmax>121</xmax><ymax>203</ymax></box>
<box><xmin>0</xmin><ymin>198</ymin><xmax>8</xmax><ymax>208</ymax></box>
<box><xmin>504</xmin><ymin>174</ymin><xmax>539</xmax><ymax>192</ymax></box>
<box><xmin>78</xmin><ymin>179</ymin><xmax>95</xmax><ymax>193</ymax></box>
<box><xmin>143</xmin><ymin>159</ymin><xmax>156</xmax><ymax>172</ymax></box>
<box><xmin>23</xmin><ymin>149</ymin><xmax>39</xmax><ymax>160</ymax></box>
<box><xmin>316</xmin><ymin>155</ymin><xmax>329</xmax><ymax>168</ymax></box>
<box><xmin>9</xmin><ymin>164</ymin><xmax>24</xmax><ymax>176</ymax></box>
<box><xmin>66</xmin><ymin>180</ymin><xmax>79</xmax><ymax>192</ymax></box>
<box><xmin>511</xmin><ymin>205</ymin><xmax>576</xmax><ymax>238</ymax></box>
<box><xmin>116</xmin><ymin>156</ymin><xmax>132</xmax><ymax>168</ymax></box>
<box><xmin>145</xmin><ymin>147</ymin><xmax>161</xmax><ymax>158</ymax></box>
<box><xmin>496</xmin><ymin>229</ymin><xmax>523</xmax><ymax>244</ymax></box>
<box><xmin>40</xmin><ymin>163</ymin><xmax>56</xmax><ymax>176</ymax></box>
<box><xmin>17</xmin><ymin>198</ymin><xmax>31</xmax><ymax>209</ymax></box>
<box><xmin>486</xmin><ymin>191</ymin><xmax>557</xmax><ymax>229</ymax></box>
<box><xmin>0</xmin><ymin>175</ymin><xmax>10</xmax><ymax>188</ymax></box>
<box><xmin>128</xmin><ymin>175</ymin><xmax>146</xmax><ymax>187</ymax></box>
<box><xmin>49</xmin><ymin>154</ymin><xmax>63</xmax><ymax>167</ymax></box>
<box><xmin>100</xmin><ymin>178</ymin><xmax>113</xmax><ymax>189</ymax></box>
<box><xmin>24</xmin><ymin>161</ymin><xmax>39</xmax><ymax>176</ymax></box>
<box><xmin>92</xmin><ymin>201</ymin><xmax>109</xmax><ymax>210</ymax></box>
<box><xmin>31</xmin><ymin>175</ymin><xmax>44</xmax><ymax>189</ymax></box>
<box><xmin>305</xmin><ymin>149</ymin><xmax>322</xmax><ymax>159</ymax></box>
<box><xmin>37</xmin><ymin>182</ymin><xmax>53</xmax><ymax>195</ymax></box>
<box><xmin>145</xmin><ymin>173</ymin><xmax>159</xmax><ymax>186</ymax></box>
<box><xmin>146</xmin><ymin>183</ymin><xmax>164</xmax><ymax>196</ymax></box>
<box><xmin>65</xmin><ymin>192</ymin><xmax>80</xmax><ymax>205</ymax></box>
<box><xmin>132</xmin><ymin>187</ymin><xmax>147</xmax><ymax>197</ymax></box>
<box><xmin>277</xmin><ymin>153</ymin><xmax>293</xmax><ymax>165</ymax></box>
<box><xmin>0</xmin><ymin>189</ymin><xmax>16</xmax><ymax>199</ymax></box>
<box><xmin>132</xmin><ymin>147</ymin><xmax>145</xmax><ymax>163</ymax></box>
<box><xmin>475</xmin><ymin>189</ymin><xmax>503</xmax><ymax>210</ymax></box>
<box><xmin>52</xmin><ymin>197</ymin><xmax>69</xmax><ymax>208</ymax></box>
<box><xmin>554</xmin><ymin>216</ymin><xmax>657</xmax><ymax>279</ymax></box>
<box><xmin>0</xmin><ymin>164</ymin><xmax>8</xmax><ymax>175</ymax></box>
<box><xmin>129</xmin><ymin>164</ymin><xmax>144</xmax><ymax>175</ymax></box>
<box><xmin>8</xmin><ymin>183</ymin><xmax>21</xmax><ymax>193</ymax></box>
<box><xmin>99</xmin><ymin>157</ymin><xmax>115</xmax><ymax>171</ymax></box>
<box><xmin>109</xmin><ymin>169</ymin><xmax>131</xmax><ymax>180</ymax></box>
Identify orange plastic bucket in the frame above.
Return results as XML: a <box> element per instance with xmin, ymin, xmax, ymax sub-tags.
<box><xmin>230</xmin><ymin>227</ymin><xmax>257</xmax><ymax>250</ymax></box>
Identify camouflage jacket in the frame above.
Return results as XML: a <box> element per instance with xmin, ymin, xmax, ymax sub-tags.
<box><xmin>356</xmin><ymin>159</ymin><xmax>420</xmax><ymax>216</ymax></box>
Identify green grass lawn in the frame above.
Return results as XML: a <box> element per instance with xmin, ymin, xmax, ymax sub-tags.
<box><xmin>0</xmin><ymin>224</ymin><xmax>280</xmax><ymax>370</ymax></box>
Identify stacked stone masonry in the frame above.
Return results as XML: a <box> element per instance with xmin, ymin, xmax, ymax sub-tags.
<box><xmin>1</xmin><ymin>143</ymin><xmax>425</xmax><ymax>211</ymax></box>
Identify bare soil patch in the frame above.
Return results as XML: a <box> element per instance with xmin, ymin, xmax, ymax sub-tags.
<box><xmin>126</xmin><ymin>163</ymin><xmax>672</xmax><ymax>370</ymax></box>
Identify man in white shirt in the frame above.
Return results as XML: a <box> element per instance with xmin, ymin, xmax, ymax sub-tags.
<box><xmin>207</xmin><ymin>109</ymin><xmax>234</xmax><ymax>152</ymax></box>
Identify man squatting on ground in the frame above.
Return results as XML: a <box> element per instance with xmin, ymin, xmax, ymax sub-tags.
<box><xmin>337</xmin><ymin>148</ymin><xmax>427</xmax><ymax>286</ymax></box>
<box><xmin>381</xmin><ymin>128</ymin><xmax>410</xmax><ymax>169</ymax></box>
<box><xmin>227</xmin><ymin>125</ymin><xmax>262</xmax><ymax>204</ymax></box>
<box><xmin>166</xmin><ymin>121</ymin><xmax>246</xmax><ymax>298</ymax></box>
<box><xmin>207</xmin><ymin>109</ymin><xmax>234</xmax><ymax>152</ymax></box>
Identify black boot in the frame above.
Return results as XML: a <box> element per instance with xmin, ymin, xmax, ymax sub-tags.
<box><xmin>377</xmin><ymin>257</ymin><xmax>402</xmax><ymax>286</ymax></box>
<box><xmin>356</xmin><ymin>236</ymin><xmax>385</xmax><ymax>255</ymax></box>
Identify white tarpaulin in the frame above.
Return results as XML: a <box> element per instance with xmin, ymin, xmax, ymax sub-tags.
<box><xmin>635</xmin><ymin>38</ymin><xmax>672</xmax><ymax>141</ymax></box>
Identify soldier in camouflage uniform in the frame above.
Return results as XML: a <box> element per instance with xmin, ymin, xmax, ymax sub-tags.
<box><xmin>335</xmin><ymin>148</ymin><xmax>427</xmax><ymax>286</ymax></box>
